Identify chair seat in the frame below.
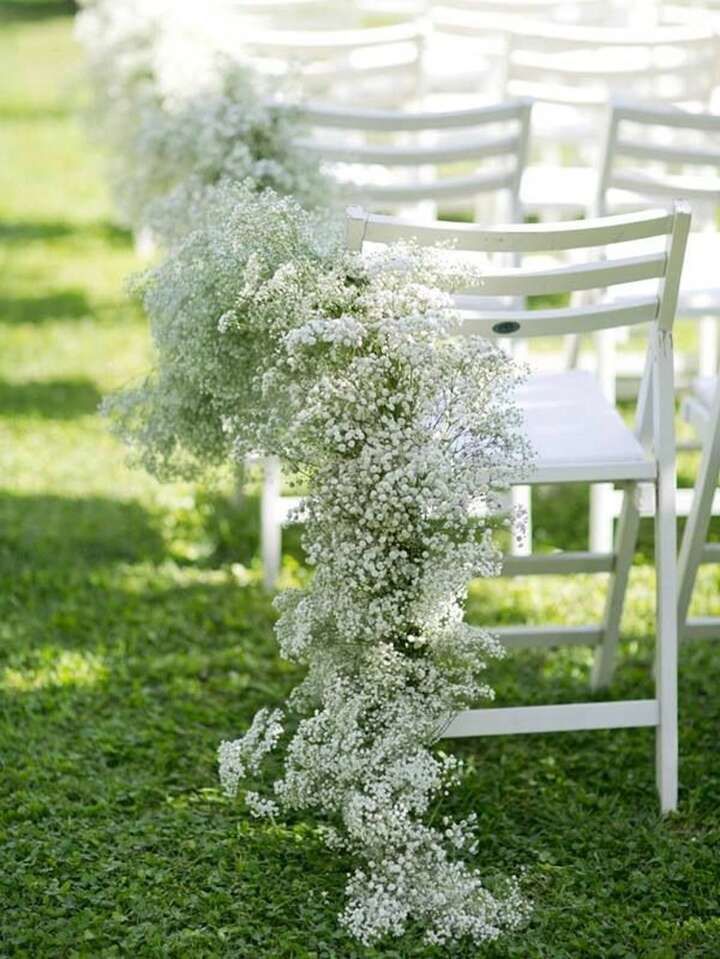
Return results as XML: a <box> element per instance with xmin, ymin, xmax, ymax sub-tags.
<box><xmin>517</xmin><ymin>370</ymin><xmax>655</xmax><ymax>484</ymax></box>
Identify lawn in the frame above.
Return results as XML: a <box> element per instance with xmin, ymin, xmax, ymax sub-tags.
<box><xmin>1</xmin><ymin>3</ymin><xmax>720</xmax><ymax>956</ymax></box>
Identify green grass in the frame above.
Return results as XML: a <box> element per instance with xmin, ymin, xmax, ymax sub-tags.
<box><xmin>1</xmin><ymin>4</ymin><xmax>720</xmax><ymax>956</ymax></box>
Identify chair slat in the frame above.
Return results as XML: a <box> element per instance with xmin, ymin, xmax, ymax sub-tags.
<box><xmin>352</xmin><ymin>172</ymin><xmax>515</xmax><ymax>203</ymax></box>
<box><xmin>510</xmin><ymin>53</ymin><xmax>717</xmax><ymax>83</ymax></box>
<box><xmin>295</xmin><ymin>100</ymin><xmax>531</xmax><ymax>131</ymax></box>
<box><xmin>610</xmin><ymin>172</ymin><xmax>720</xmax><ymax>203</ymax></box>
<box><xmin>613</xmin><ymin>100</ymin><xmax>720</xmax><ymax>131</ymax></box>
<box><xmin>615</xmin><ymin>139</ymin><xmax>720</xmax><ymax>168</ymax></box>
<box><xmin>452</xmin><ymin>298</ymin><xmax>659</xmax><ymax>338</ymax></box>
<box><xmin>244</xmin><ymin>21</ymin><xmax>424</xmax><ymax>52</ymax></box>
<box><xmin>463</xmin><ymin>253</ymin><xmax>667</xmax><ymax>296</ymax></box>
<box><xmin>351</xmin><ymin>207</ymin><xmax>675</xmax><ymax>252</ymax></box>
<box><xmin>297</xmin><ymin>133</ymin><xmax>520</xmax><ymax>165</ymax></box>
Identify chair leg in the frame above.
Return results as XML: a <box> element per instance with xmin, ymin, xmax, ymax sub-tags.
<box><xmin>653</xmin><ymin>337</ymin><xmax>678</xmax><ymax>815</ymax></box>
<box><xmin>590</xmin><ymin>483</ymin><xmax>616</xmax><ymax>554</ymax></box>
<box><xmin>655</xmin><ymin>479</ymin><xmax>679</xmax><ymax>814</ymax></box>
<box><xmin>591</xmin><ymin>327</ymin><xmax>619</xmax><ymax>553</ymax></box>
<box><xmin>591</xmin><ymin>483</ymin><xmax>640</xmax><ymax>691</ymax></box>
<box><xmin>261</xmin><ymin>456</ymin><xmax>282</xmax><ymax>590</ymax></box>
<box><xmin>677</xmin><ymin>408</ymin><xmax>720</xmax><ymax>636</ymax></box>
<box><xmin>698</xmin><ymin>315</ymin><xmax>719</xmax><ymax>378</ymax></box>
<box><xmin>563</xmin><ymin>333</ymin><xmax>582</xmax><ymax>370</ymax></box>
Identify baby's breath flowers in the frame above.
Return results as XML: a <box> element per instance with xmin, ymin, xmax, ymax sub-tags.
<box><xmin>76</xmin><ymin>1</ymin><xmax>328</xmax><ymax>242</ymax></box>
<box><xmin>105</xmin><ymin>182</ymin><xmax>532</xmax><ymax>946</ymax></box>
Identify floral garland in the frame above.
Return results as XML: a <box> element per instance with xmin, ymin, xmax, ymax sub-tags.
<box><xmin>76</xmin><ymin>1</ymin><xmax>328</xmax><ymax>242</ymax></box>
<box><xmin>105</xmin><ymin>182</ymin><xmax>532</xmax><ymax>946</ymax></box>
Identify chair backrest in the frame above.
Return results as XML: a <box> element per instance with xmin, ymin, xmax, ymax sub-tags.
<box><xmin>663</xmin><ymin>0</ymin><xmax>720</xmax><ymax>14</ymax></box>
<box><xmin>503</xmin><ymin>22</ymin><xmax>718</xmax><ymax>110</ymax></box>
<box><xmin>433</xmin><ymin>0</ymin><xmax>607</xmax><ymax>21</ymax></box>
<box><xmin>597</xmin><ymin>100</ymin><xmax>720</xmax><ymax>227</ymax></box>
<box><xmin>238</xmin><ymin>22</ymin><xmax>425</xmax><ymax>106</ymax></box>
<box><xmin>224</xmin><ymin>0</ymin><xmax>346</xmax><ymax>29</ymax></box>
<box><xmin>345</xmin><ymin>204</ymin><xmax>691</xmax><ymax>339</ymax></box>
<box><xmin>293</xmin><ymin>99</ymin><xmax>531</xmax><ymax>221</ymax></box>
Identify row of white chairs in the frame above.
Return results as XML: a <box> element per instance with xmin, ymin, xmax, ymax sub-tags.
<box><xmin>257</xmin><ymin>104</ymin><xmax>720</xmax><ymax>818</ymax></box>
<box><xmin>261</xmin><ymin>96</ymin><xmax>720</xmax><ymax>572</ymax></box>
<box><xmin>222</xmin><ymin>14</ymin><xmax>720</xmax><ymax>224</ymax></box>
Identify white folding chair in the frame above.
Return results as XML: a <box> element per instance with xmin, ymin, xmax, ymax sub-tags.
<box><xmin>678</xmin><ymin>375</ymin><xmax>720</xmax><ymax>641</ymax></box>
<box><xmin>587</xmin><ymin>100</ymin><xmax>720</xmax><ymax>552</ymax></box>
<box><xmin>424</xmin><ymin>1</ymin><xmax>609</xmax><ymax>111</ymax></box>
<box><xmin>294</xmin><ymin>98</ymin><xmax>531</xmax><ymax>221</ymax></box>
<box><xmin>261</xmin><ymin>100</ymin><xmax>532</xmax><ymax>587</ymax></box>
<box><xmin>501</xmin><ymin>22</ymin><xmax>718</xmax><ymax>217</ymax></box>
<box><xmin>346</xmin><ymin>202</ymin><xmax>691</xmax><ymax>812</ymax></box>
<box><xmin>234</xmin><ymin>22</ymin><xmax>426</xmax><ymax>108</ymax></box>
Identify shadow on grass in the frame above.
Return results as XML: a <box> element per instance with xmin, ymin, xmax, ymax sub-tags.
<box><xmin>0</xmin><ymin>219</ymin><xmax>132</xmax><ymax>247</ymax></box>
<box><xmin>192</xmin><ymin>488</ymin><xmax>305</xmax><ymax>572</ymax></box>
<box><xmin>0</xmin><ymin>491</ymin><xmax>166</xmax><ymax>568</ymax></box>
<box><xmin>0</xmin><ymin>0</ymin><xmax>76</xmax><ymax>23</ymax></box>
<box><xmin>0</xmin><ymin>288</ymin><xmax>93</xmax><ymax>324</ymax></box>
<box><xmin>0</xmin><ymin>377</ymin><xmax>101</xmax><ymax>418</ymax></box>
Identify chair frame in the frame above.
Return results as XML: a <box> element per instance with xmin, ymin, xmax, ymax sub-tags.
<box><xmin>678</xmin><ymin>377</ymin><xmax>720</xmax><ymax>641</ymax></box>
<box><xmin>344</xmin><ymin>202</ymin><xmax>691</xmax><ymax>812</ymax></box>
<box><xmin>588</xmin><ymin>99</ymin><xmax>720</xmax><ymax>553</ymax></box>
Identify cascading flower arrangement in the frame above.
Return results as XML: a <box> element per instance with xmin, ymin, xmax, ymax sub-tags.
<box><xmin>105</xmin><ymin>181</ymin><xmax>532</xmax><ymax>947</ymax></box>
<box><xmin>75</xmin><ymin>1</ymin><xmax>328</xmax><ymax>243</ymax></box>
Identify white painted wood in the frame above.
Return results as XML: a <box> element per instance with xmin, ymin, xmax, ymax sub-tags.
<box><xmin>591</xmin><ymin>350</ymin><xmax>657</xmax><ymax>689</ymax></box>
<box><xmin>244</xmin><ymin>22</ymin><xmax>425</xmax><ymax>53</ymax></box>
<box><xmin>298</xmin><ymin>133</ymin><xmax>521</xmax><ymax>165</ymax></box>
<box><xmin>591</xmin><ymin>107</ymin><xmax>704</xmax><ymax>549</ymax></box>
<box><xmin>501</xmin><ymin>551</ymin><xmax>615</xmax><ymax>575</ymax></box>
<box><xmin>699</xmin><ymin>317</ymin><xmax>720</xmax><ymax>377</ymax></box>
<box><xmin>466</xmin><ymin>253</ymin><xmax>667</xmax><ymax>297</ymax></box>
<box><xmin>441</xmin><ymin>700</ymin><xmax>659</xmax><ymax>738</ymax></box>
<box><xmin>295</xmin><ymin>99</ymin><xmax>531</xmax><ymax>131</ymax></box>
<box><xmin>297</xmin><ymin>100</ymin><xmax>531</xmax><ymax>215</ymax></box>
<box><xmin>351</xmin><ymin>206</ymin><xmax>676</xmax><ymax>253</ymax></box>
<box><xmin>701</xmin><ymin>543</ymin><xmax>720</xmax><ymax>563</ymax></box>
<box><xmin>653</xmin><ymin>327</ymin><xmax>680</xmax><ymax>813</ymax></box>
<box><xmin>261</xmin><ymin>456</ymin><xmax>283</xmax><ymax>590</ymax></box>
<box><xmin>453</xmin><ymin>298</ymin><xmax>658</xmax><ymax>339</ymax></box>
<box><xmin>510</xmin><ymin>25</ymin><xmax>718</xmax><ymax>215</ymax></box>
<box><xmin>678</xmin><ymin>378</ymin><xmax>720</xmax><ymax>638</ymax></box>
<box><xmin>684</xmin><ymin>618</ymin><xmax>720</xmax><ymax>641</ymax></box>
<box><xmin>521</xmin><ymin>460</ymin><xmax>657</xmax><ymax>485</ymax></box>
<box><xmin>438</xmin><ymin>0</ymin><xmax>606</xmax><ymax>15</ymax></box>
<box><xmin>490</xmin><ymin>624</ymin><xmax>605</xmax><ymax>648</ymax></box>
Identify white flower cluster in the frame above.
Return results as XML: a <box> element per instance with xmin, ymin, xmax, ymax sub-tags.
<box><xmin>106</xmin><ymin>182</ymin><xmax>532</xmax><ymax>945</ymax></box>
<box><xmin>75</xmin><ymin>1</ymin><xmax>328</xmax><ymax>241</ymax></box>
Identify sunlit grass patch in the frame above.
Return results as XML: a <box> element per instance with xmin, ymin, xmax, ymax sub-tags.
<box><xmin>2</xmin><ymin>648</ymin><xmax>108</xmax><ymax>692</ymax></box>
